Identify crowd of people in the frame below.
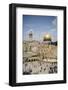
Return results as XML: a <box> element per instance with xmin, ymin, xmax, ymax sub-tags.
<box><xmin>23</xmin><ymin>61</ymin><xmax>57</xmax><ymax>75</ymax></box>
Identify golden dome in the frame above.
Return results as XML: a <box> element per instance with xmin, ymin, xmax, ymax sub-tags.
<box><xmin>43</xmin><ymin>34</ymin><xmax>51</xmax><ymax>41</ymax></box>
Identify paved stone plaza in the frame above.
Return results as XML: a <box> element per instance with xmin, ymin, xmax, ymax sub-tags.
<box><xmin>23</xmin><ymin>61</ymin><xmax>57</xmax><ymax>75</ymax></box>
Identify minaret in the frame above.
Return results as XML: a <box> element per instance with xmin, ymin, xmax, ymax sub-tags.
<box><xmin>29</xmin><ymin>31</ymin><xmax>33</xmax><ymax>41</ymax></box>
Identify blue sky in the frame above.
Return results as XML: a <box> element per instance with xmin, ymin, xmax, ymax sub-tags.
<box><xmin>23</xmin><ymin>15</ymin><xmax>57</xmax><ymax>42</ymax></box>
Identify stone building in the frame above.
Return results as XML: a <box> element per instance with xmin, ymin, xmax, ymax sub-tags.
<box><xmin>23</xmin><ymin>32</ymin><xmax>57</xmax><ymax>62</ymax></box>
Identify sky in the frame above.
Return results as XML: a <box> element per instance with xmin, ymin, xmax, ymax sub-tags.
<box><xmin>23</xmin><ymin>15</ymin><xmax>57</xmax><ymax>42</ymax></box>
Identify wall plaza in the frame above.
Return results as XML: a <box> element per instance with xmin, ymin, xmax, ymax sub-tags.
<box><xmin>23</xmin><ymin>31</ymin><xmax>57</xmax><ymax>75</ymax></box>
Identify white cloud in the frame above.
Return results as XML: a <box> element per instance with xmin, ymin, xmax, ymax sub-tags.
<box><xmin>52</xmin><ymin>18</ymin><xmax>57</xmax><ymax>27</ymax></box>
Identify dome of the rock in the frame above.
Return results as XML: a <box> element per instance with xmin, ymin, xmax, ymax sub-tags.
<box><xmin>43</xmin><ymin>34</ymin><xmax>51</xmax><ymax>41</ymax></box>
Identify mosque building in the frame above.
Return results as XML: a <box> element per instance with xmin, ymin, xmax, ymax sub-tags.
<box><xmin>43</xmin><ymin>34</ymin><xmax>52</xmax><ymax>44</ymax></box>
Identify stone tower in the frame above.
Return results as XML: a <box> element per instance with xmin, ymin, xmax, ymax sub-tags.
<box><xmin>29</xmin><ymin>31</ymin><xmax>33</xmax><ymax>41</ymax></box>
